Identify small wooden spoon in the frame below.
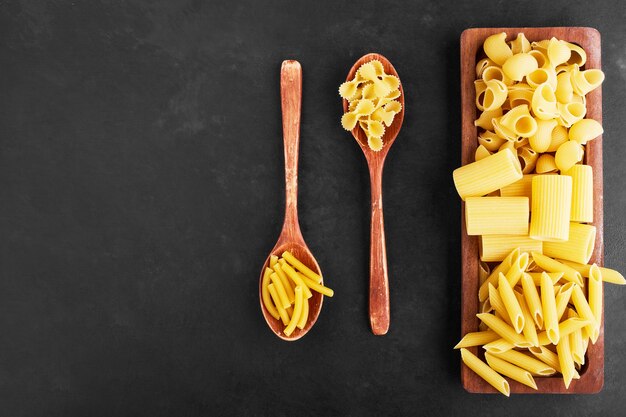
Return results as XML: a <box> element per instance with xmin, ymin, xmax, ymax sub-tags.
<box><xmin>342</xmin><ymin>53</ymin><xmax>405</xmax><ymax>335</ymax></box>
<box><xmin>259</xmin><ymin>60</ymin><xmax>324</xmax><ymax>341</ymax></box>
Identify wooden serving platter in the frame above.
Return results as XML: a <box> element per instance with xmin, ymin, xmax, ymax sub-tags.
<box><xmin>460</xmin><ymin>27</ymin><xmax>604</xmax><ymax>394</ymax></box>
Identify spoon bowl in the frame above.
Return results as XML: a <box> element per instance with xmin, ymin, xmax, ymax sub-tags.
<box><xmin>259</xmin><ymin>241</ymin><xmax>324</xmax><ymax>341</ymax></box>
<box><xmin>342</xmin><ymin>53</ymin><xmax>404</xmax><ymax>335</ymax></box>
<box><xmin>259</xmin><ymin>60</ymin><xmax>323</xmax><ymax>341</ymax></box>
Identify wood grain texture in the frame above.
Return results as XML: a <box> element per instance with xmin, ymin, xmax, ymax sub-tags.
<box><xmin>259</xmin><ymin>60</ymin><xmax>324</xmax><ymax>341</ymax></box>
<box><xmin>342</xmin><ymin>53</ymin><xmax>405</xmax><ymax>335</ymax></box>
<box><xmin>460</xmin><ymin>27</ymin><xmax>603</xmax><ymax>394</ymax></box>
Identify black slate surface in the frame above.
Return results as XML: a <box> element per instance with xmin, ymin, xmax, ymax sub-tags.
<box><xmin>1</xmin><ymin>1</ymin><xmax>626</xmax><ymax>416</ymax></box>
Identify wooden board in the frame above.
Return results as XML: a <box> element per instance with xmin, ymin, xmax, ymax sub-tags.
<box><xmin>460</xmin><ymin>27</ymin><xmax>604</xmax><ymax>394</ymax></box>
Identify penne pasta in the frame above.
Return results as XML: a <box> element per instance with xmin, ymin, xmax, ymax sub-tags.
<box><xmin>454</xmin><ymin>330</ymin><xmax>500</xmax><ymax>349</ymax></box>
<box><xmin>558</xmin><ymin>260</ymin><xmax>626</xmax><ymax>285</ymax></box>
<box><xmin>556</xmin><ymin>334</ymin><xmax>576</xmax><ymax>388</ymax></box>
<box><xmin>479</xmin><ymin>248</ymin><xmax>520</xmax><ymax>302</ymax></box>
<box><xmin>540</xmin><ymin>272</ymin><xmax>560</xmax><ymax>345</ymax></box>
<box><xmin>568</xmin><ymin>309</ymin><xmax>585</xmax><ymax>366</ymax></box>
<box><xmin>555</xmin><ymin>282</ymin><xmax>576</xmax><ymax>321</ymax></box>
<box><xmin>521</xmin><ymin>273</ymin><xmax>544</xmax><ymax>329</ymax></box>
<box><xmin>491</xmin><ymin>349</ymin><xmax>556</xmax><ymax>376</ymax></box>
<box><xmin>465</xmin><ymin>197</ymin><xmax>529</xmax><ymax>235</ymax></box>
<box><xmin>531</xmin><ymin>252</ymin><xmax>583</xmax><ymax>286</ymax></box>
<box><xmin>479</xmin><ymin>261</ymin><xmax>491</xmax><ymax>286</ymax></box>
<box><xmin>504</xmin><ymin>251</ymin><xmax>529</xmax><ymax>287</ymax></box>
<box><xmin>528</xmin><ymin>346</ymin><xmax>561</xmax><ymax>374</ymax></box>
<box><xmin>515</xmin><ymin>290</ymin><xmax>539</xmax><ymax>347</ymax></box>
<box><xmin>483</xmin><ymin>338</ymin><xmax>515</xmax><ymax>354</ymax></box>
<box><xmin>489</xmin><ymin>283</ymin><xmax>513</xmax><ymax>326</ymax></box>
<box><xmin>477</xmin><ymin>313</ymin><xmax>530</xmax><ymax>347</ymax></box>
<box><xmin>570</xmin><ymin>284</ymin><xmax>598</xmax><ymax>343</ymax></box>
<box><xmin>527</xmin><ymin>272</ymin><xmax>564</xmax><ymax>286</ymax></box>
<box><xmin>485</xmin><ymin>353</ymin><xmax>537</xmax><ymax>390</ymax></box>
<box><xmin>498</xmin><ymin>274</ymin><xmax>525</xmax><ymax>333</ymax></box>
<box><xmin>588</xmin><ymin>264</ymin><xmax>603</xmax><ymax>343</ymax></box>
<box><xmin>460</xmin><ymin>348</ymin><xmax>510</xmax><ymax>396</ymax></box>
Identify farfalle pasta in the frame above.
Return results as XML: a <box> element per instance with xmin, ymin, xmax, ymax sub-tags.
<box><xmin>339</xmin><ymin>60</ymin><xmax>402</xmax><ymax>151</ymax></box>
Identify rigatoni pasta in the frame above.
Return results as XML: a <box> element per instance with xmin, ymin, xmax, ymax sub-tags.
<box><xmin>465</xmin><ymin>197</ymin><xmax>529</xmax><ymax>235</ymax></box>
<box><xmin>453</xmin><ymin>148</ymin><xmax>522</xmax><ymax>200</ymax></box>
<box><xmin>543</xmin><ymin>223</ymin><xmax>596</xmax><ymax>264</ymax></box>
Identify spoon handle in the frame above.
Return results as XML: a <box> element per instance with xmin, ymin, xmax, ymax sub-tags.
<box><xmin>368</xmin><ymin>159</ymin><xmax>390</xmax><ymax>335</ymax></box>
<box><xmin>280</xmin><ymin>60</ymin><xmax>303</xmax><ymax>239</ymax></box>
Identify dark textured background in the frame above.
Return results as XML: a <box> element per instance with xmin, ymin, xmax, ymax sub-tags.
<box><xmin>1</xmin><ymin>0</ymin><xmax>625</xmax><ymax>416</ymax></box>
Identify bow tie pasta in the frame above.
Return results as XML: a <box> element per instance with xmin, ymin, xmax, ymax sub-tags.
<box><xmin>339</xmin><ymin>60</ymin><xmax>402</xmax><ymax>151</ymax></box>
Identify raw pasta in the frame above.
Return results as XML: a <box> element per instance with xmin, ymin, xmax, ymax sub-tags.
<box><xmin>453</xmin><ymin>148</ymin><xmax>522</xmax><ymax>200</ymax></box>
<box><xmin>480</xmin><ymin>235</ymin><xmax>541</xmax><ymax>262</ymax></box>
<box><xmin>529</xmin><ymin>175</ymin><xmax>572</xmax><ymax>241</ymax></box>
<box><xmin>461</xmin><ymin>348</ymin><xmax>510</xmax><ymax>396</ymax></box>
<box><xmin>543</xmin><ymin>223</ymin><xmax>596</xmax><ymax>264</ymax></box>
<box><xmin>465</xmin><ymin>197</ymin><xmax>529</xmax><ymax>235</ymax></box>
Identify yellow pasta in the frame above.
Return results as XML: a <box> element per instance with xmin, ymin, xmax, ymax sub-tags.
<box><xmin>489</xmin><ymin>282</ymin><xmax>513</xmax><ymax>326</ymax></box>
<box><xmin>491</xmin><ymin>349</ymin><xmax>556</xmax><ymax>376</ymax></box>
<box><xmin>588</xmin><ymin>264</ymin><xmax>603</xmax><ymax>343</ymax></box>
<box><xmin>528</xmin><ymin>346</ymin><xmax>562</xmax><ymax>373</ymax></box>
<box><xmin>485</xmin><ymin>353</ymin><xmax>537</xmax><ymax>390</ymax></box>
<box><xmin>546</xmin><ymin>124</ymin><xmax>569</xmax><ymax>152</ymax></box>
<box><xmin>500</xmin><ymin>174</ymin><xmax>535</xmax><ymax>207</ymax></box>
<box><xmin>465</xmin><ymin>197</ymin><xmax>529</xmax><ymax>235</ymax></box>
<box><xmin>504</xmin><ymin>251</ymin><xmax>529</xmax><ymax>287</ymax></box>
<box><xmin>543</xmin><ymin>223</ymin><xmax>596</xmax><ymax>264</ymax></box>
<box><xmin>555</xmin><ymin>71</ymin><xmax>574</xmax><ymax>103</ymax></box>
<box><xmin>547</xmin><ymin>37</ymin><xmax>571</xmax><ymax>67</ymax></box>
<box><xmin>268</xmin><ymin>283</ymin><xmax>290</xmax><ymax>326</ymax></box>
<box><xmin>564</xmin><ymin>41</ymin><xmax>586</xmax><ymax>66</ymax></box>
<box><xmin>570</xmin><ymin>65</ymin><xmax>605</xmax><ymax>96</ymax></box>
<box><xmin>531</xmin><ymin>83</ymin><xmax>559</xmax><ymax>120</ymax></box>
<box><xmin>483</xmin><ymin>338</ymin><xmax>515</xmax><ymax>354</ymax></box>
<box><xmin>478</xmin><ymin>248</ymin><xmax>520</xmax><ymax>302</ymax></box>
<box><xmin>537</xmin><ymin>317</ymin><xmax>589</xmax><ymax>346</ymax></box>
<box><xmin>483</xmin><ymin>32</ymin><xmax>513</xmax><ymax>65</ymax></box>
<box><xmin>298</xmin><ymin>272</ymin><xmax>334</xmax><ymax>297</ymax></box>
<box><xmin>480</xmin><ymin>235</ymin><xmax>541</xmax><ymax>262</ymax></box>
<box><xmin>563</xmin><ymin>164</ymin><xmax>593</xmax><ymax>223</ymax></box>
<box><xmin>269</xmin><ymin>255</ymin><xmax>278</xmax><ymax>268</ymax></box>
<box><xmin>482</xmin><ymin>79</ymin><xmax>508</xmax><ymax>111</ymax></box>
<box><xmin>535</xmin><ymin>154</ymin><xmax>558</xmax><ymax>174</ymax></box>
<box><xmin>454</xmin><ymin>330</ymin><xmax>500</xmax><ymax>349</ymax></box>
<box><xmin>478</xmin><ymin>130</ymin><xmax>507</xmax><ymax>151</ymax></box>
<box><xmin>510</xmin><ymin>33</ymin><xmax>531</xmax><ymax>54</ymax></box>
<box><xmin>556</xmin><ymin>334</ymin><xmax>576</xmax><ymax>388</ymax></box>
<box><xmin>280</xmin><ymin>263</ymin><xmax>313</xmax><ymax>299</ymax></box>
<box><xmin>557</xmin><ymin>102</ymin><xmax>586</xmax><ymax>127</ymax></box>
<box><xmin>477</xmin><ymin>313</ymin><xmax>530</xmax><ymax>347</ymax></box>
<box><xmin>460</xmin><ymin>348</ymin><xmax>510</xmax><ymax>396</ymax></box>
<box><xmin>540</xmin><ymin>273</ymin><xmax>559</xmax><ymax>344</ymax></box>
<box><xmin>571</xmin><ymin>284</ymin><xmax>598</xmax><ymax>343</ymax></box>
<box><xmin>569</xmin><ymin>118</ymin><xmax>603</xmax><ymax>144</ymax></box>
<box><xmin>555</xmin><ymin>140</ymin><xmax>584</xmax><ymax>173</ymax></box>
<box><xmin>479</xmin><ymin>261</ymin><xmax>491</xmax><ymax>286</ymax></box>
<box><xmin>529</xmin><ymin>175</ymin><xmax>572</xmax><ymax>241</ymax></box>
<box><xmin>507</xmin><ymin>84</ymin><xmax>534</xmax><ymax>108</ymax></box>
<box><xmin>526</xmin><ymin>67</ymin><xmax>557</xmax><ymax>90</ymax></box>
<box><xmin>297</xmin><ymin>291</ymin><xmax>309</xmax><ymax>330</ymax></box>
<box><xmin>475</xmin><ymin>145</ymin><xmax>492</xmax><ymax>161</ymax></box>
<box><xmin>262</xmin><ymin>267</ymin><xmax>280</xmax><ymax>320</ymax></box>
<box><xmin>531</xmin><ymin>252</ymin><xmax>583</xmax><ymax>286</ymax></box>
<box><xmin>568</xmin><ymin>309</ymin><xmax>585</xmax><ymax>365</ymax></box>
<box><xmin>528</xmin><ymin>49</ymin><xmax>549</xmax><ymax>69</ymax></box>
<box><xmin>492</xmin><ymin>117</ymin><xmax>519</xmax><ymax>142</ymax></box>
<box><xmin>272</xmin><ymin>264</ymin><xmax>295</xmax><ymax>303</ymax></box>
<box><xmin>515</xmin><ymin>290</ymin><xmax>539</xmax><ymax>347</ymax></box>
<box><xmin>558</xmin><ymin>260</ymin><xmax>626</xmax><ymax>285</ymax></box>
<box><xmin>502</xmin><ymin>53</ymin><xmax>539</xmax><ymax>81</ymax></box>
<box><xmin>282</xmin><ymin>251</ymin><xmax>322</xmax><ymax>283</ymax></box>
<box><xmin>555</xmin><ymin>282</ymin><xmax>575</xmax><ymax>321</ymax></box>
<box><xmin>518</xmin><ymin>146</ymin><xmax>539</xmax><ymax>174</ymax></box>
<box><xmin>270</xmin><ymin>272</ymin><xmax>292</xmax><ymax>309</ymax></box>
<box><xmin>284</xmin><ymin>286</ymin><xmax>303</xmax><ymax>337</ymax></box>
<box><xmin>453</xmin><ymin>148</ymin><xmax>522</xmax><ymax>200</ymax></box>
<box><xmin>499</xmin><ymin>104</ymin><xmax>537</xmax><ymax>138</ymax></box>
<box><xmin>521</xmin><ymin>273</ymin><xmax>544</xmax><ymax>328</ymax></box>
<box><xmin>476</xmin><ymin>58</ymin><xmax>496</xmax><ymax>77</ymax></box>
<box><xmin>529</xmin><ymin>119</ymin><xmax>557</xmax><ymax>153</ymax></box>
<box><xmin>482</xmin><ymin>66</ymin><xmax>513</xmax><ymax>86</ymax></box>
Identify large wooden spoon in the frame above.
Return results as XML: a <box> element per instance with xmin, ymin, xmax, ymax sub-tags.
<box><xmin>342</xmin><ymin>53</ymin><xmax>405</xmax><ymax>335</ymax></box>
<box><xmin>259</xmin><ymin>60</ymin><xmax>324</xmax><ymax>341</ymax></box>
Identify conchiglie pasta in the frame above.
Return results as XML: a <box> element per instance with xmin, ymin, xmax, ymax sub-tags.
<box><xmin>475</xmin><ymin>144</ymin><xmax>492</xmax><ymax>161</ymax></box>
<box><xmin>564</xmin><ymin>41</ymin><xmax>586</xmax><ymax>66</ymax></box>
<box><xmin>526</xmin><ymin>67</ymin><xmax>557</xmax><ymax>90</ymax></box>
<box><xmin>500</xmin><ymin>105</ymin><xmax>537</xmax><ymax>138</ymax></box>
<box><xmin>476</xmin><ymin>58</ymin><xmax>496</xmax><ymax>78</ymax></box>
<box><xmin>502</xmin><ymin>53</ymin><xmax>539</xmax><ymax>81</ymax></box>
<box><xmin>555</xmin><ymin>71</ymin><xmax>574</xmax><ymax>103</ymax></box>
<box><xmin>570</xmin><ymin>65</ymin><xmax>605</xmax><ymax>96</ymax></box>
<box><xmin>568</xmin><ymin>119</ymin><xmax>603</xmax><ymax>144</ymax></box>
<box><xmin>546</xmin><ymin>124</ymin><xmax>569</xmax><ymax>152</ymax></box>
<box><xmin>482</xmin><ymin>66</ymin><xmax>514</xmax><ymax>86</ymax></box>
<box><xmin>475</xmin><ymin>108</ymin><xmax>503</xmax><ymax>131</ymax></box>
<box><xmin>528</xmin><ymin>49</ymin><xmax>549</xmax><ymax>69</ymax></box>
<box><xmin>492</xmin><ymin>117</ymin><xmax>519</xmax><ymax>142</ymax></box>
<box><xmin>547</xmin><ymin>37</ymin><xmax>571</xmax><ymax>67</ymax></box>
<box><xmin>557</xmin><ymin>102</ymin><xmax>586</xmax><ymax>127</ymax></box>
<box><xmin>482</xmin><ymin>80</ymin><xmax>509</xmax><ymax>111</ymax></box>
<box><xmin>555</xmin><ymin>140</ymin><xmax>584</xmax><ymax>172</ymax></box>
<box><xmin>532</xmin><ymin>84</ymin><xmax>559</xmax><ymax>120</ymax></box>
<box><xmin>508</xmin><ymin>86</ymin><xmax>534</xmax><ymax>109</ymax></box>
<box><xmin>484</xmin><ymin>32</ymin><xmax>513</xmax><ymax>65</ymax></box>
<box><xmin>510</xmin><ymin>33</ymin><xmax>531</xmax><ymax>54</ymax></box>
<box><xmin>530</xmin><ymin>119</ymin><xmax>558</xmax><ymax>153</ymax></box>
<box><xmin>518</xmin><ymin>146</ymin><xmax>539</xmax><ymax>174</ymax></box>
<box><xmin>479</xmin><ymin>130</ymin><xmax>507</xmax><ymax>152</ymax></box>
<box><xmin>536</xmin><ymin>154</ymin><xmax>558</xmax><ymax>174</ymax></box>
